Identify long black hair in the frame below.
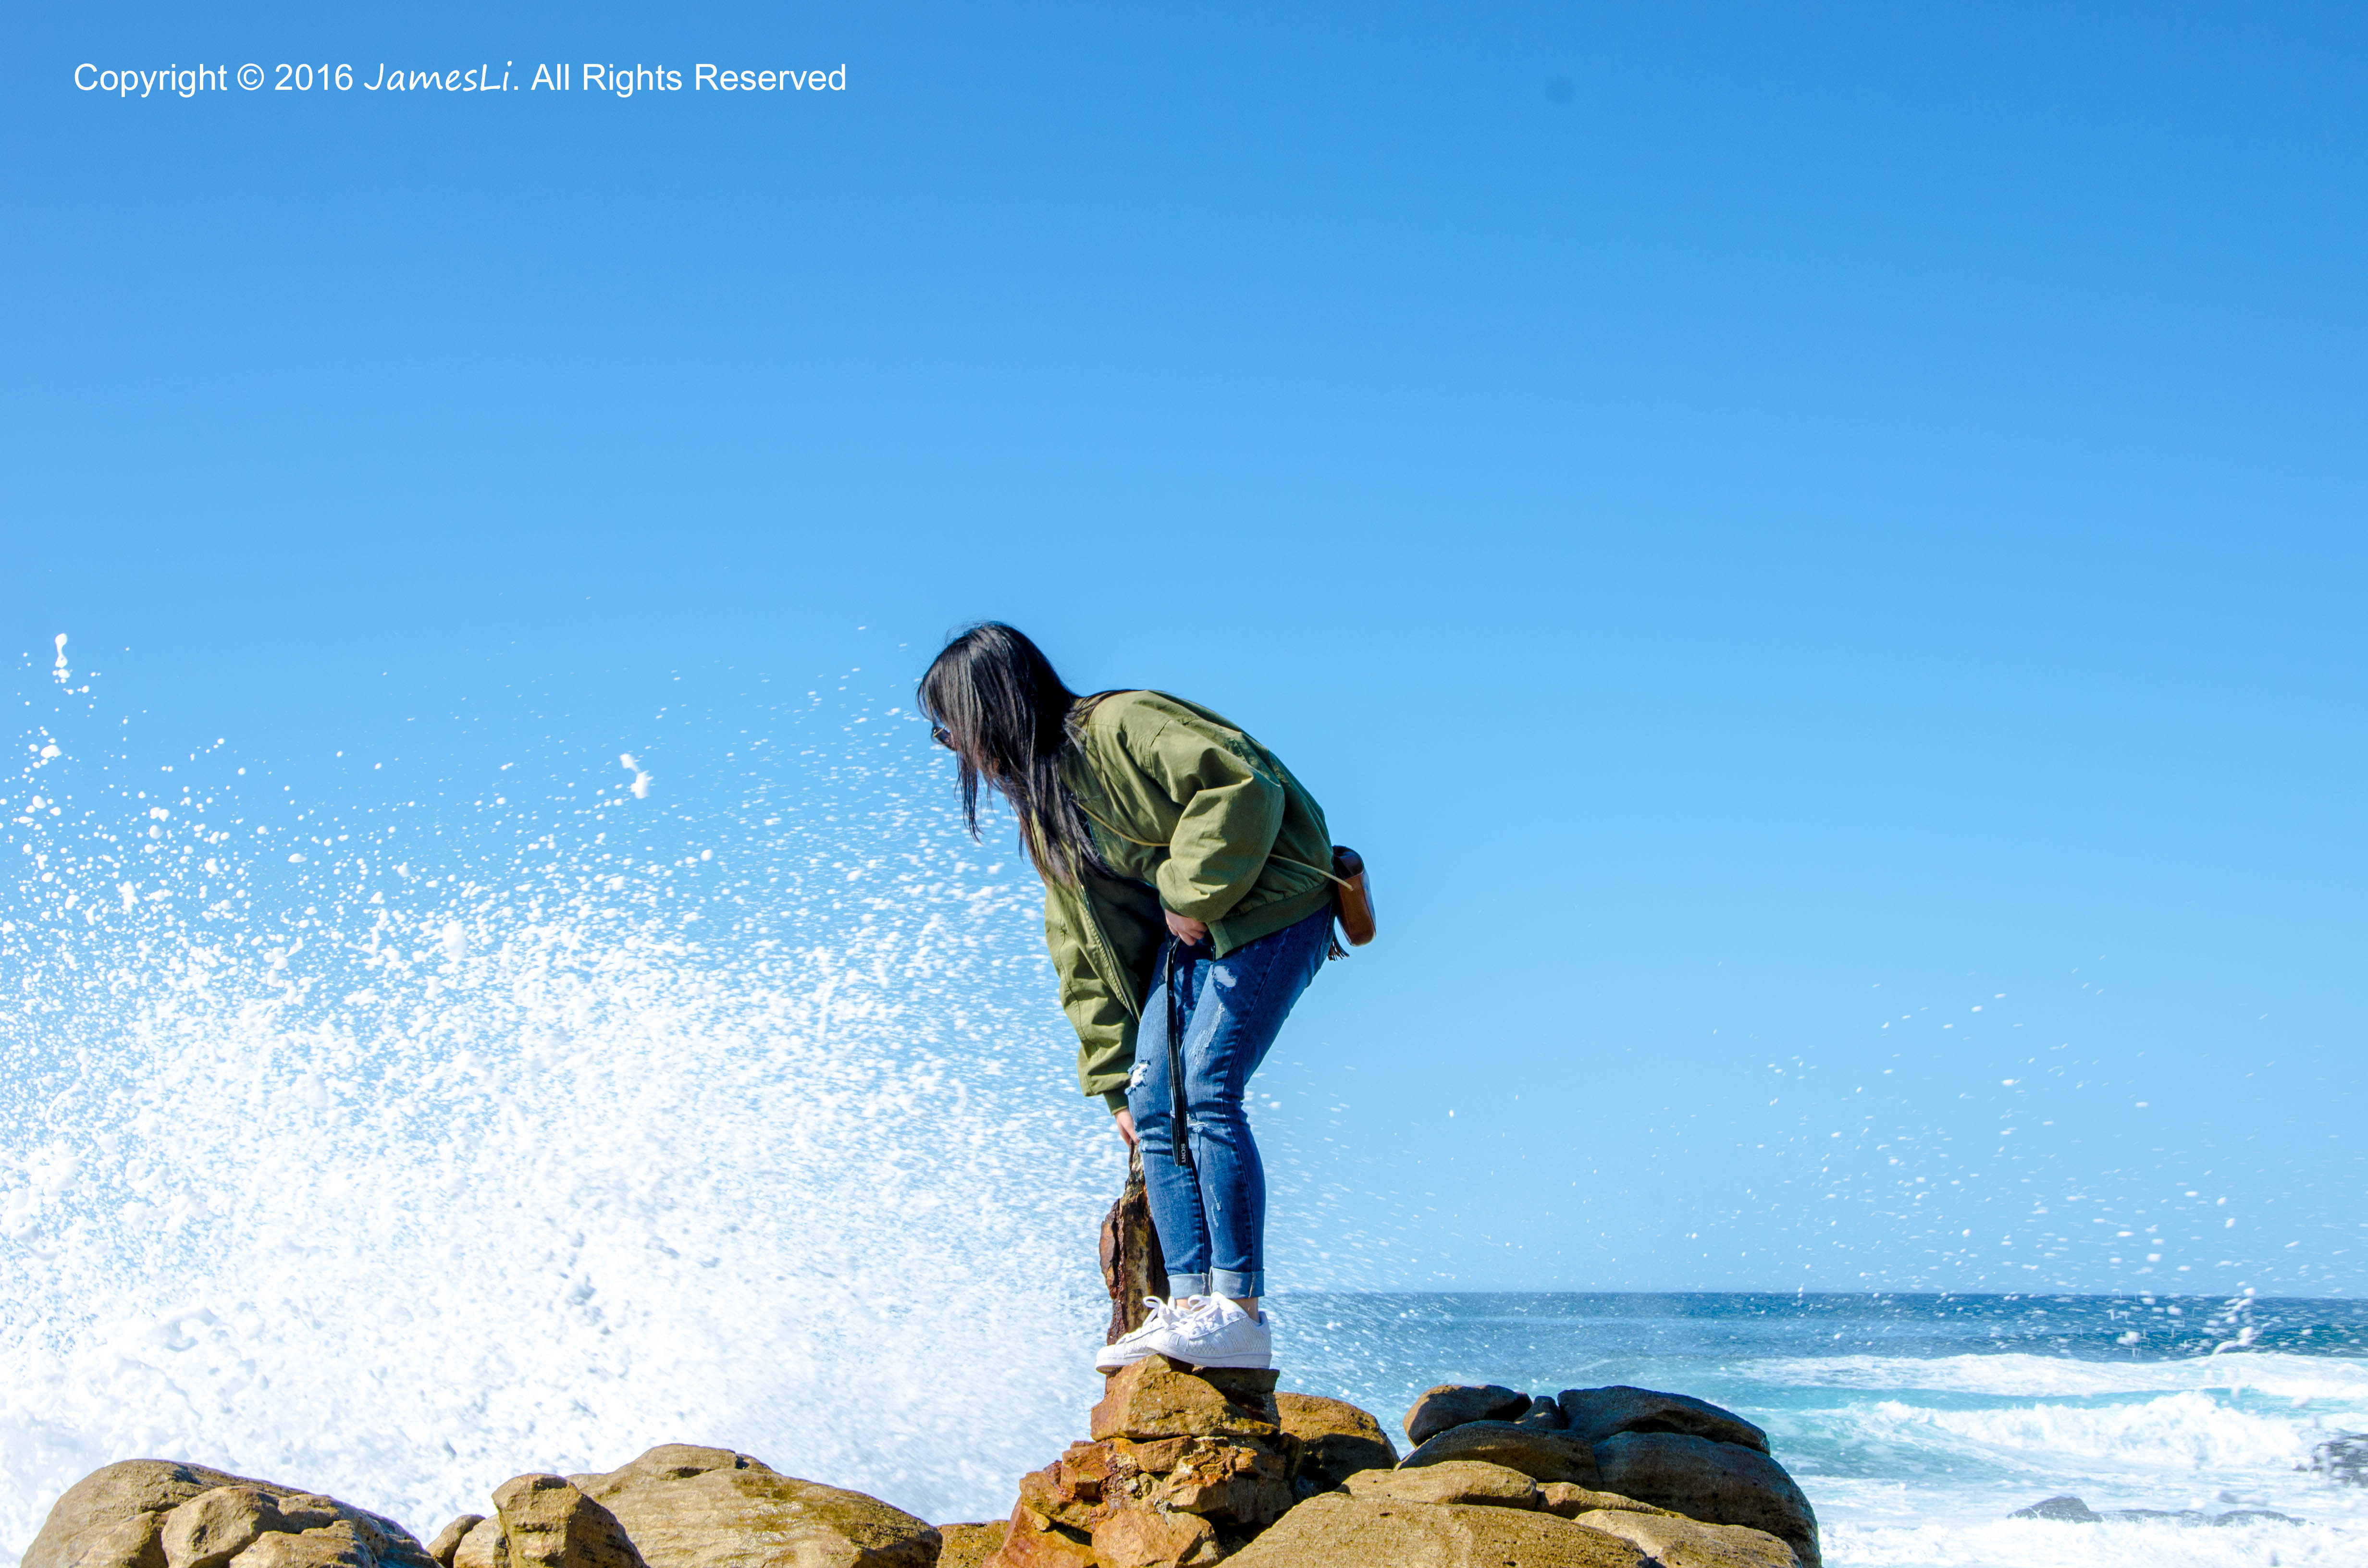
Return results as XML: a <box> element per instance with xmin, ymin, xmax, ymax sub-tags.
<box><xmin>917</xmin><ymin>623</ymin><xmax>1108</xmax><ymax>886</ymax></box>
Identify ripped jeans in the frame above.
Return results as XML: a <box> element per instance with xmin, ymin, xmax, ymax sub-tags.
<box><xmin>1126</xmin><ymin>906</ymin><xmax>1332</xmax><ymax>1300</ymax></box>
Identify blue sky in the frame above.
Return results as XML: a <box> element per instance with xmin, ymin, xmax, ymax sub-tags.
<box><xmin>4</xmin><ymin>2</ymin><xmax>2362</xmax><ymax>1292</ymax></box>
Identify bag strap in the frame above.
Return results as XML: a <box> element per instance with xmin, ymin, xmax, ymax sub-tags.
<box><xmin>1069</xmin><ymin>796</ymin><xmax>1356</xmax><ymax>892</ymax></box>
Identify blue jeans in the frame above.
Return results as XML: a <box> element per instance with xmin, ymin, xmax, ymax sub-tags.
<box><xmin>1126</xmin><ymin>906</ymin><xmax>1332</xmax><ymax>1301</ymax></box>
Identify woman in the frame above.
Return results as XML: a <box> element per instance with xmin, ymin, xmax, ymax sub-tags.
<box><xmin>918</xmin><ymin>624</ymin><xmax>1337</xmax><ymax>1372</ymax></box>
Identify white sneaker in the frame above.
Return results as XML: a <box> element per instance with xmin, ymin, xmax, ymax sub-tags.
<box><xmin>1133</xmin><ymin>1294</ymin><xmax>1273</xmax><ymax>1370</ymax></box>
<box><xmin>1096</xmin><ymin>1297</ymin><xmax>1205</xmax><ymax>1372</ymax></box>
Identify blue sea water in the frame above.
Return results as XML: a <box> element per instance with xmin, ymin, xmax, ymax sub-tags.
<box><xmin>1280</xmin><ymin>1291</ymin><xmax>2368</xmax><ymax>1567</ymax></box>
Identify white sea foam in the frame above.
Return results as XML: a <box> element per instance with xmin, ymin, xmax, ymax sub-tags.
<box><xmin>0</xmin><ymin>713</ymin><xmax>1120</xmax><ymax>1559</ymax></box>
<box><xmin>1753</xmin><ymin>1349</ymin><xmax>2368</xmax><ymax>1403</ymax></box>
<box><xmin>1839</xmin><ymin>1390</ymin><xmax>2321</xmax><ymax>1473</ymax></box>
<box><xmin>1825</xmin><ymin>1517</ymin><xmax>2364</xmax><ymax>1568</ymax></box>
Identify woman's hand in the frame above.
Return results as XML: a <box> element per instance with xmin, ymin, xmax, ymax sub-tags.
<box><xmin>1164</xmin><ymin>909</ymin><xmax>1209</xmax><ymax>946</ymax></box>
<box><xmin>1114</xmin><ymin>1108</ymin><xmax>1139</xmax><ymax>1150</ymax></box>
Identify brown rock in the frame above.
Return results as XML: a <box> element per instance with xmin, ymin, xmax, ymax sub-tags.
<box><xmin>162</xmin><ymin>1489</ymin><xmax>281</xmax><ymax>1568</ymax></box>
<box><xmin>1344</xmin><ymin>1461</ymin><xmax>1540</xmax><ymax>1509</ymax></box>
<box><xmin>1556</xmin><ymin>1388</ymin><xmax>1770</xmax><ymax>1456</ymax></box>
<box><xmin>1399</xmin><ymin>1423</ymin><xmax>1600</xmax><ymax>1486</ymax></box>
<box><xmin>227</xmin><ymin>1523</ymin><xmax>375</xmax><ymax>1568</ymax></box>
<box><xmin>933</xmin><ymin>1521</ymin><xmax>1008</xmax><ymax>1568</ymax></box>
<box><xmin>1537</xmin><ymin>1487</ymin><xmax>1673</xmax><ymax>1522</ymax></box>
<box><xmin>982</xmin><ymin>1503</ymin><xmax>1096</xmax><ymax>1568</ymax></box>
<box><xmin>1402</xmin><ymin>1385</ymin><xmax>1531</xmax><ymax>1446</ymax></box>
<box><xmin>1094</xmin><ymin>1358</ymin><xmax>1282</xmax><ymax>1443</ymax></box>
<box><xmin>1088</xmin><ymin>1509</ymin><xmax>1221</xmax><ymax>1568</ymax></box>
<box><xmin>1223</xmin><ymin>1494</ymin><xmax>1649</xmax><ymax>1567</ymax></box>
<box><xmin>1514</xmin><ymin>1400</ymin><xmax>1568</xmax><ymax>1432</ymax></box>
<box><xmin>26</xmin><ymin>1462</ymin><xmax>433</xmax><ymax>1568</ymax></box>
<box><xmin>62</xmin><ymin>1513</ymin><xmax>170</xmax><ymax>1568</ymax></box>
<box><xmin>28</xmin><ymin>1463</ymin><xmax>271</xmax><ymax>1568</ymax></box>
<box><xmin>450</xmin><ymin>1520</ymin><xmax>506</xmax><ymax>1568</ymax></box>
<box><xmin>424</xmin><ymin>1519</ymin><xmax>484</xmax><ymax>1568</ymax></box>
<box><xmin>490</xmin><ymin>1477</ymin><xmax>642</xmax><ymax>1568</ymax></box>
<box><xmin>1571</xmin><ymin>1510</ymin><xmax>1800</xmax><ymax>1568</ymax></box>
<box><xmin>1590</xmin><ymin>1434</ymin><xmax>1818</xmax><ymax>1568</ymax></box>
<box><xmin>1274</xmin><ymin>1395</ymin><xmax>1396</xmax><ymax>1493</ymax></box>
<box><xmin>564</xmin><ymin>1446</ymin><xmax>939</xmax><ymax>1568</ymax></box>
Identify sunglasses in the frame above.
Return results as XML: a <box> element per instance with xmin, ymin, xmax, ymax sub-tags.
<box><xmin>931</xmin><ymin>724</ymin><xmax>953</xmax><ymax>749</ymax></box>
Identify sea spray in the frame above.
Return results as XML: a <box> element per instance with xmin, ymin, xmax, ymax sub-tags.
<box><xmin>1</xmin><ymin>683</ymin><xmax>1122</xmax><ymax>1556</ymax></box>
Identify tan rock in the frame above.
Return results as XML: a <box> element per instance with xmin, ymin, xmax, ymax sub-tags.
<box><xmin>1274</xmin><ymin>1395</ymin><xmax>1396</xmax><ymax>1493</ymax></box>
<box><xmin>1094</xmin><ymin>1358</ymin><xmax>1281</xmax><ymax>1444</ymax></box>
<box><xmin>1399</xmin><ymin>1423</ymin><xmax>1600</xmax><ymax>1486</ymax></box>
<box><xmin>933</xmin><ymin>1521</ymin><xmax>1007</xmax><ymax>1568</ymax></box>
<box><xmin>450</xmin><ymin>1520</ymin><xmax>506</xmax><ymax>1568</ymax></box>
<box><xmin>1223</xmin><ymin>1494</ymin><xmax>1649</xmax><ymax>1567</ymax></box>
<box><xmin>490</xmin><ymin>1477</ymin><xmax>641</xmax><ymax>1568</ymax></box>
<box><xmin>26</xmin><ymin>1462</ymin><xmax>433</xmax><ymax>1568</ymax></box>
<box><xmin>424</xmin><ymin>1519</ymin><xmax>484</xmax><ymax>1568</ymax></box>
<box><xmin>62</xmin><ymin>1512</ymin><xmax>169</xmax><ymax>1568</ymax></box>
<box><xmin>162</xmin><ymin>1489</ymin><xmax>281</xmax><ymax>1568</ymax></box>
<box><xmin>1537</xmin><ymin>1487</ymin><xmax>1673</xmax><ymax>1521</ymax></box>
<box><xmin>1088</xmin><ymin>1508</ymin><xmax>1221</xmax><ymax>1568</ymax></box>
<box><xmin>1555</xmin><ymin>1389</ymin><xmax>1769</xmax><ymax>1456</ymax></box>
<box><xmin>1344</xmin><ymin>1461</ymin><xmax>1540</xmax><ymax>1509</ymax></box>
<box><xmin>981</xmin><ymin>1503</ymin><xmax>1096</xmax><ymax>1568</ymax></box>
<box><xmin>28</xmin><ymin>1463</ymin><xmax>269</xmax><ymax>1568</ymax></box>
<box><xmin>1590</xmin><ymin>1434</ymin><xmax>1818</xmax><ymax>1568</ymax></box>
<box><xmin>1402</xmin><ymin>1385</ymin><xmax>1531</xmax><ymax>1446</ymax></box>
<box><xmin>563</xmin><ymin>1446</ymin><xmax>939</xmax><ymax>1568</ymax></box>
<box><xmin>227</xmin><ymin>1523</ymin><xmax>374</xmax><ymax>1568</ymax></box>
<box><xmin>1571</xmin><ymin>1510</ymin><xmax>1800</xmax><ymax>1568</ymax></box>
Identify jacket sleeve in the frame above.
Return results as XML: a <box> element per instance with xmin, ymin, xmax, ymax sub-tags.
<box><xmin>1129</xmin><ymin>711</ymin><xmax>1287</xmax><ymax>923</ymax></box>
<box><xmin>1043</xmin><ymin>881</ymin><xmax>1139</xmax><ymax>1112</ymax></box>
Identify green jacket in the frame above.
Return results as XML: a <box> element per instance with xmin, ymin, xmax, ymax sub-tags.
<box><xmin>1040</xmin><ymin>690</ymin><xmax>1334</xmax><ymax>1113</ymax></box>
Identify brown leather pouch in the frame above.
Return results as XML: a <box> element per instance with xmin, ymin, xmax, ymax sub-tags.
<box><xmin>1331</xmin><ymin>845</ymin><xmax>1377</xmax><ymax>947</ymax></box>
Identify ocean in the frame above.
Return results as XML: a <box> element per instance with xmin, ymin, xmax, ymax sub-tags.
<box><xmin>1281</xmin><ymin>1290</ymin><xmax>2368</xmax><ymax>1567</ymax></box>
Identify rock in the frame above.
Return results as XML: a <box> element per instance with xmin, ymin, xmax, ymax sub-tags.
<box><xmin>489</xmin><ymin>1478</ymin><xmax>641</xmax><ymax>1568</ymax></box>
<box><xmin>163</xmin><ymin>1489</ymin><xmax>282</xmax><ymax>1568</ymax></box>
<box><xmin>230</xmin><ymin>1523</ymin><xmax>375</xmax><ymax>1568</ymax></box>
<box><xmin>2009</xmin><ymin>1496</ymin><xmax>2100</xmax><ymax>1522</ymax></box>
<box><xmin>424</xmin><ymin>1519</ymin><xmax>484</xmax><ymax>1568</ymax></box>
<box><xmin>1538</xmin><ymin>1488</ymin><xmax>1674</xmax><ymax>1522</ymax></box>
<box><xmin>1345</xmin><ymin>1461</ymin><xmax>1540</xmax><ymax>1509</ymax></box>
<box><xmin>1100</xmin><ymin>1152</ymin><xmax>1171</xmax><ymax>1344</ymax></box>
<box><xmin>1088</xmin><ymin>1509</ymin><xmax>1221</xmax><ymax>1568</ymax></box>
<box><xmin>1556</xmin><ymin>1389</ymin><xmax>1768</xmax><ymax>1456</ymax></box>
<box><xmin>451</xmin><ymin>1520</ymin><xmax>506</xmax><ymax>1568</ymax></box>
<box><xmin>564</xmin><ymin>1445</ymin><xmax>939</xmax><ymax>1568</ymax></box>
<box><xmin>1224</xmin><ymin>1494</ymin><xmax>1649</xmax><ymax>1567</ymax></box>
<box><xmin>1400</xmin><ymin>1423</ymin><xmax>1600</xmax><ymax>1486</ymax></box>
<box><xmin>1571</xmin><ymin>1510</ymin><xmax>1799</xmax><ymax>1568</ymax></box>
<box><xmin>934</xmin><ymin>1521</ymin><xmax>1008</xmax><ymax>1568</ymax></box>
<box><xmin>26</xmin><ymin>1462</ymin><xmax>434</xmax><ymax>1568</ymax></box>
<box><xmin>983</xmin><ymin>1503</ymin><xmax>1096</xmax><ymax>1568</ymax></box>
<box><xmin>1274</xmin><ymin>1394</ymin><xmax>1397</xmax><ymax>1493</ymax></box>
<box><xmin>1514</xmin><ymin>1400</ymin><xmax>1568</xmax><ymax>1433</ymax></box>
<box><xmin>1591</xmin><ymin>1434</ymin><xmax>1818</xmax><ymax>1568</ymax></box>
<box><xmin>1403</xmin><ymin>1385</ymin><xmax>1531</xmax><ymax>1446</ymax></box>
<box><xmin>2308</xmin><ymin>1432</ymin><xmax>2368</xmax><ymax>1484</ymax></box>
<box><xmin>1094</xmin><ymin>1357</ymin><xmax>1282</xmax><ymax>1443</ymax></box>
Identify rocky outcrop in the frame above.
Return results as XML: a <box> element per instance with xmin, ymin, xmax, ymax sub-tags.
<box><xmin>935</xmin><ymin>1522</ymin><xmax>1010</xmax><ymax>1568</ymax></box>
<box><xmin>1558</xmin><ymin>1388</ymin><xmax>1769</xmax><ymax>1455</ymax></box>
<box><xmin>1271</xmin><ymin>1395</ymin><xmax>1394</xmax><ymax>1494</ymax></box>
<box><xmin>1402</xmin><ymin>1385</ymin><xmax>1533</xmax><ymax>1447</ymax></box>
<box><xmin>1591</xmin><ymin>1434</ymin><xmax>1817</xmax><ymax>1568</ymax></box>
<box><xmin>1399</xmin><ymin>1422</ymin><xmax>1600</xmax><ymax>1486</ymax></box>
<box><xmin>1344</xmin><ymin>1460</ymin><xmax>1541</xmax><ymax>1509</ymax></box>
<box><xmin>1572</xmin><ymin>1508</ymin><xmax>1800</xmax><ymax>1568</ymax></box>
<box><xmin>24</xmin><ymin>1463</ymin><xmax>436</xmax><ymax>1568</ymax></box>
<box><xmin>1223</xmin><ymin>1494</ymin><xmax>1648</xmax><ymax>1567</ymax></box>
